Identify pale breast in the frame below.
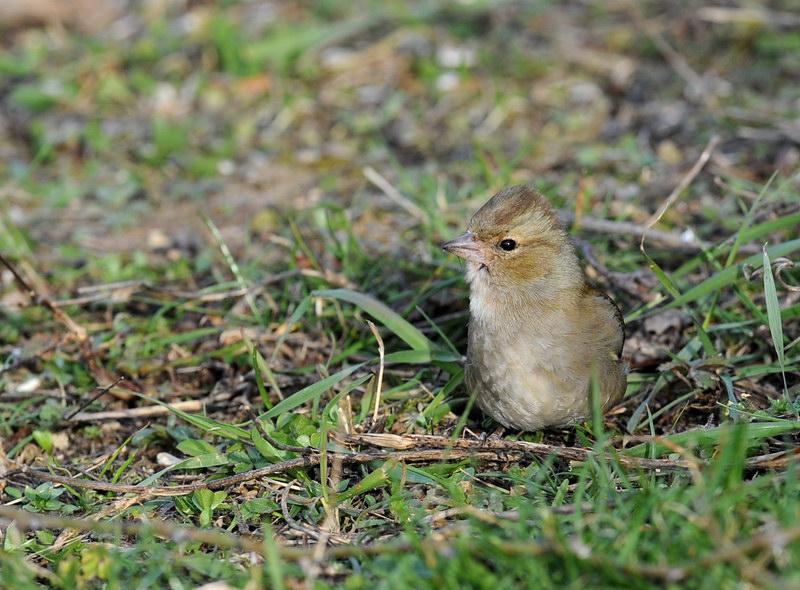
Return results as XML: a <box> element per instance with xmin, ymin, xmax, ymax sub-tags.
<box><xmin>465</xmin><ymin>298</ymin><xmax>620</xmax><ymax>430</ymax></box>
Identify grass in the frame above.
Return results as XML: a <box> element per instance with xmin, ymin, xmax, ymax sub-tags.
<box><xmin>1</xmin><ymin>1</ymin><xmax>799</xmax><ymax>588</ymax></box>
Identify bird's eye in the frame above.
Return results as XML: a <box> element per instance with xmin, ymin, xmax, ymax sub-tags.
<box><xmin>498</xmin><ymin>239</ymin><xmax>517</xmax><ymax>251</ymax></box>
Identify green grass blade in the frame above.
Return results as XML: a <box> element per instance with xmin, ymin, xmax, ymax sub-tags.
<box><xmin>261</xmin><ymin>363</ymin><xmax>366</xmax><ymax>420</ymax></box>
<box><xmin>251</xmin><ymin>347</ymin><xmax>273</xmax><ymax>410</ymax></box>
<box><xmin>623</xmin><ymin>420</ymin><xmax>800</xmax><ymax>457</ymax></box>
<box><xmin>703</xmin><ymin>179</ymin><xmax>771</xmax><ymax>328</ymax></box>
<box><xmin>640</xmin><ymin>249</ymin><xmax>715</xmax><ymax>354</ymax></box>
<box><xmin>660</xmin><ymin>238</ymin><xmax>800</xmax><ymax>311</ymax></box>
<box><xmin>725</xmin><ymin>173</ymin><xmax>774</xmax><ymax>268</ymax></box>
<box><xmin>317</xmin><ymin>373</ymin><xmax>374</xmax><ymax>498</ymax></box>
<box><xmin>626</xmin><ymin>374</ymin><xmax>669</xmax><ymax>434</ymax></box>
<box><xmin>383</xmin><ymin>349</ymin><xmax>461</xmax><ymax>364</ymax></box>
<box><xmin>271</xmin><ymin>295</ymin><xmax>313</xmax><ymax>363</ymax></box>
<box><xmin>125</xmin><ymin>391</ymin><xmax>250</xmax><ymax>441</ymax></box>
<box><xmin>762</xmin><ymin>245</ymin><xmax>792</xmax><ymax>409</ymax></box>
<box><xmin>203</xmin><ymin>213</ymin><xmax>262</xmax><ymax>325</ymax></box>
<box><xmin>641</xmin><ymin>249</ymin><xmax>681</xmax><ymax>299</ymax></box>
<box><xmin>312</xmin><ymin>288</ymin><xmax>435</xmax><ymax>353</ymax></box>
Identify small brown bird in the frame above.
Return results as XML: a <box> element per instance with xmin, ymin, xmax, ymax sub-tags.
<box><xmin>442</xmin><ymin>185</ymin><xmax>626</xmax><ymax>431</ymax></box>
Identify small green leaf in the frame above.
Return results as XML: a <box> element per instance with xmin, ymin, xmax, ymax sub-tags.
<box><xmin>172</xmin><ymin>452</ymin><xmax>231</xmax><ymax>470</ymax></box>
<box><xmin>251</xmin><ymin>427</ymin><xmax>288</xmax><ymax>461</ymax></box>
<box><xmin>194</xmin><ymin>489</ymin><xmax>215</xmax><ymax>510</ymax></box>
<box><xmin>194</xmin><ymin>489</ymin><xmax>227</xmax><ymax>510</ymax></box>
<box><xmin>31</xmin><ymin>430</ymin><xmax>54</xmax><ymax>454</ymax></box>
<box><xmin>335</xmin><ymin>459</ymin><xmax>398</xmax><ymax>504</ymax></box>
<box><xmin>177</xmin><ymin>439</ymin><xmax>217</xmax><ymax>457</ymax></box>
<box><xmin>242</xmin><ymin>497</ymin><xmax>279</xmax><ymax>518</ymax></box>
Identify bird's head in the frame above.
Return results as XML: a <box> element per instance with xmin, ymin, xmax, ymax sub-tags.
<box><xmin>442</xmin><ymin>185</ymin><xmax>582</xmax><ymax>298</ymax></box>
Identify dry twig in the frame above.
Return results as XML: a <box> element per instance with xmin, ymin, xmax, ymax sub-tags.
<box><xmin>341</xmin><ymin>432</ymin><xmax>692</xmax><ymax>471</ymax></box>
<box><xmin>640</xmin><ymin>135</ymin><xmax>720</xmax><ymax>254</ymax></box>
<box><xmin>8</xmin><ymin>430</ymin><xmax>706</xmax><ymax>500</ymax></box>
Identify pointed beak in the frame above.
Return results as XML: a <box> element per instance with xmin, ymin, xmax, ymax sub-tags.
<box><xmin>441</xmin><ymin>232</ymin><xmax>490</xmax><ymax>266</ymax></box>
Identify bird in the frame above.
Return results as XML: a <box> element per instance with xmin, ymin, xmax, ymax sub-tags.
<box><xmin>441</xmin><ymin>185</ymin><xmax>626</xmax><ymax>431</ymax></box>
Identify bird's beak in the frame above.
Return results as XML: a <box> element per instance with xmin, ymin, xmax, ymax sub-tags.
<box><xmin>442</xmin><ymin>232</ymin><xmax>490</xmax><ymax>266</ymax></box>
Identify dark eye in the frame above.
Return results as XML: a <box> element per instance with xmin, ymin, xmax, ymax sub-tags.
<box><xmin>498</xmin><ymin>239</ymin><xmax>517</xmax><ymax>251</ymax></box>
